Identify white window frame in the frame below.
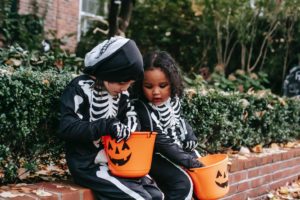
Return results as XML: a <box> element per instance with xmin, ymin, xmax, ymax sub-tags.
<box><xmin>77</xmin><ymin>0</ymin><xmax>109</xmax><ymax>41</ymax></box>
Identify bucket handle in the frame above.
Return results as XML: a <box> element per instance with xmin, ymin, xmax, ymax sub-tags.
<box><xmin>138</xmin><ymin>100</ymin><xmax>154</xmax><ymax>138</ymax></box>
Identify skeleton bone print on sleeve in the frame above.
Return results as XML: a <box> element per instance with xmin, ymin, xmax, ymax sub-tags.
<box><xmin>125</xmin><ymin>98</ymin><xmax>139</xmax><ymax>132</ymax></box>
<box><xmin>150</xmin><ymin>97</ymin><xmax>188</xmax><ymax>143</ymax></box>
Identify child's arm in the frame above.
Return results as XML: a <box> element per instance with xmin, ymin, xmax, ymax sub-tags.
<box><xmin>155</xmin><ymin>133</ymin><xmax>204</xmax><ymax>169</ymax></box>
<box><xmin>117</xmin><ymin>95</ymin><xmax>141</xmax><ymax>132</ymax></box>
<box><xmin>134</xmin><ymin>100</ymin><xmax>203</xmax><ymax>168</ymax></box>
<box><xmin>58</xmin><ymin>85</ymin><xmax>129</xmax><ymax>143</ymax></box>
<box><xmin>180</xmin><ymin>119</ymin><xmax>199</xmax><ymax>152</ymax></box>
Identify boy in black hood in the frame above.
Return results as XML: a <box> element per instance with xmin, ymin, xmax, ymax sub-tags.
<box><xmin>58</xmin><ymin>36</ymin><xmax>163</xmax><ymax>200</ymax></box>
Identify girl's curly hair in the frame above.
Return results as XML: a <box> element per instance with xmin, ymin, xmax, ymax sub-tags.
<box><xmin>132</xmin><ymin>50</ymin><xmax>184</xmax><ymax>100</ymax></box>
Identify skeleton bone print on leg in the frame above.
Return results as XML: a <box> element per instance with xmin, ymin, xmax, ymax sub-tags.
<box><xmin>150</xmin><ymin>97</ymin><xmax>188</xmax><ymax>143</ymax></box>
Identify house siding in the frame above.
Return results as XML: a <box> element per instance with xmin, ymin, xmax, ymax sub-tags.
<box><xmin>18</xmin><ymin>0</ymin><xmax>79</xmax><ymax>52</ymax></box>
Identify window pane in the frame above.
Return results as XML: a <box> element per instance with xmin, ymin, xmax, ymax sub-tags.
<box><xmin>82</xmin><ymin>0</ymin><xmax>108</xmax><ymax>16</ymax></box>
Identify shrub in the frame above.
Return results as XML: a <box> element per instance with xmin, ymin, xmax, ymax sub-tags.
<box><xmin>0</xmin><ymin>66</ymin><xmax>299</xmax><ymax>183</ymax></box>
<box><xmin>0</xmin><ymin>66</ymin><xmax>72</xmax><ymax>184</ymax></box>
<box><xmin>0</xmin><ymin>44</ymin><xmax>84</xmax><ymax>73</ymax></box>
<box><xmin>182</xmin><ymin>89</ymin><xmax>300</xmax><ymax>153</ymax></box>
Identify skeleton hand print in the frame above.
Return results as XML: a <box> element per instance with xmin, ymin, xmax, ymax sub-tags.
<box><xmin>183</xmin><ymin>140</ymin><xmax>198</xmax><ymax>151</ymax></box>
<box><xmin>125</xmin><ymin>102</ymin><xmax>139</xmax><ymax>132</ymax></box>
<box><xmin>110</xmin><ymin>121</ymin><xmax>131</xmax><ymax>143</ymax></box>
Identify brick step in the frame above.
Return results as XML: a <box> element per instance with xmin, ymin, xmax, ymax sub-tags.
<box><xmin>0</xmin><ymin>181</ymin><xmax>95</xmax><ymax>200</ymax></box>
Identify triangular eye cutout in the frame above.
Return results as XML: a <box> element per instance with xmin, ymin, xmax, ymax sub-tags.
<box><xmin>108</xmin><ymin>142</ymin><xmax>113</xmax><ymax>150</ymax></box>
<box><xmin>224</xmin><ymin>172</ymin><xmax>227</xmax><ymax>178</ymax></box>
<box><xmin>216</xmin><ymin>170</ymin><xmax>222</xmax><ymax>178</ymax></box>
<box><xmin>122</xmin><ymin>142</ymin><xmax>130</xmax><ymax>150</ymax></box>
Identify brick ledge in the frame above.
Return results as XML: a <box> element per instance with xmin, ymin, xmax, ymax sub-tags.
<box><xmin>1</xmin><ymin>147</ymin><xmax>300</xmax><ymax>200</ymax></box>
<box><xmin>0</xmin><ymin>181</ymin><xmax>95</xmax><ymax>200</ymax></box>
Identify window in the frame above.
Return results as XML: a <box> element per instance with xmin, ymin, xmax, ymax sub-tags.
<box><xmin>78</xmin><ymin>0</ymin><xmax>109</xmax><ymax>41</ymax></box>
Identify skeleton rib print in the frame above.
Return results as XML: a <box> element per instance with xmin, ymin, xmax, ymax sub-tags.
<box><xmin>77</xmin><ymin>79</ymin><xmax>138</xmax><ymax>132</ymax></box>
<box><xmin>150</xmin><ymin>97</ymin><xmax>188</xmax><ymax>141</ymax></box>
<box><xmin>91</xmin><ymin>90</ymin><xmax>119</xmax><ymax>121</ymax></box>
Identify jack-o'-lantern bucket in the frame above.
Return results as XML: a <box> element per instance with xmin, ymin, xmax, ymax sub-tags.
<box><xmin>187</xmin><ymin>154</ymin><xmax>229</xmax><ymax>200</ymax></box>
<box><xmin>102</xmin><ymin>132</ymin><xmax>157</xmax><ymax>178</ymax></box>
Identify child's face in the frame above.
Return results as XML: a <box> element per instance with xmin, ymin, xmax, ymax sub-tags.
<box><xmin>103</xmin><ymin>80</ymin><xmax>134</xmax><ymax>96</ymax></box>
<box><xmin>143</xmin><ymin>68</ymin><xmax>171</xmax><ymax>105</ymax></box>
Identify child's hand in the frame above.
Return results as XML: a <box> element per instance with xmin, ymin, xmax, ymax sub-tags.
<box><xmin>125</xmin><ymin>103</ymin><xmax>140</xmax><ymax>132</ymax></box>
<box><xmin>108</xmin><ymin>120</ymin><xmax>131</xmax><ymax>142</ymax></box>
<box><xmin>183</xmin><ymin>140</ymin><xmax>198</xmax><ymax>151</ymax></box>
<box><xmin>191</xmin><ymin>158</ymin><xmax>205</xmax><ymax>168</ymax></box>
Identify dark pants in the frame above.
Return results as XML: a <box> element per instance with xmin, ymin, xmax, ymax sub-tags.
<box><xmin>68</xmin><ymin>160</ymin><xmax>163</xmax><ymax>200</ymax></box>
<box><xmin>150</xmin><ymin>153</ymin><xmax>194</xmax><ymax>200</ymax></box>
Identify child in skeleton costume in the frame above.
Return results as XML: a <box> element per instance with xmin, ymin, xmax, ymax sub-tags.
<box><xmin>58</xmin><ymin>37</ymin><xmax>163</xmax><ymax>200</ymax></box>
<box><xmin>132</xmin><ymin>51</ymin><xmax>204</xmax><ymax>200</ymax></box>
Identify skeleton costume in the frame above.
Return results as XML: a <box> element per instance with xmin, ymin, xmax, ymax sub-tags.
<box><xmin>133</xmin><ymin>97</ymin><xmax>201</xmax><ymax>200</ymax></box>
<box><xmin>58</xmin><ymin>37</ymin><xmax>163</xmax><ymax>200</ymax></box>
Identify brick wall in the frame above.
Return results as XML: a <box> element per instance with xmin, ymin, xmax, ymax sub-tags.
<box><xmin>18</xmin><ymin>0</ymin><xmax>79</xmax><ymax>52</ymax></box>
<box><xmin>221</xmin><ymin>147</ymin><xmax>300</xmax><ymax>200</ymax></box>
<box><xmin>1</xmin><ymin>147</ymin><xmax>299</xmax><ymax>200</ymax></box>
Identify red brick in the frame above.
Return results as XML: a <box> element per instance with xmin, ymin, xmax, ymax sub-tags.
<box><xmin>81</xmin><ymin>188</ymin><xmax>95</xmax><ymax>200</ymax></box>
<box><xmin>1</xmin><ymin>183</ymin><xmax>59</xmax><ymax>200</ymax></box>
<box><xmin>225</xmin><ymin>192</ymin><xmax>247</xmax><ymax>200</ymax></box>
<box><xmin>288</xmin><ymin>148</ymin><xmax>300</xmax><ymax>157</ymax></box>
<box><xmin>236</xmin><ymin>181</ymin><xmax>250</xmax><ymax>192</ymax></box>
<box><xmin>243</xmin><ymin>157</ymin><xmax>258</xmax><ymax>169</ymax></box>
<box><xmin>247</xmin><ymin>184</ymin><xmax>269</xmax><ymax>198</ymax></box>
<box><xmin>229</xmin><ymin>158</ymin><xmax>244</xmax><ymax>172</ymax></box>
<box><xmin>282</xmin><ymin>150</ymin><xmax>294</xmax><ymax>160</ymax></box>
<box><xmin>0</xmin><ymin>182</ymin><xmax>95</xmax><ymax>200</ymax></box>
<box><xmin>272</xmin><ymin>171</ymin><xmax>286</xmax><ymax>181</ymax></box>
<box><xmin>251</xmin><ymin>177</ymin><xmax>264</xmax><ymax>188</ymax></box>
<box><xmin>259</xmin><ymin>164</ymin><xmax>273</xmax><ymax>175</ymax></box>
<box><xmin>251</xmin><ymin>195</ymin><xmax>268</xmax><ymax>200</ymax></box>
<box><xmin>35</xmin><ymin>182</ymin><xmax>81</xmax><ymax>200</ymax></box>
<box><xmin>18</xmin><ymin>0</ymin><xmax>79</xmax><ymax>52</ymax></box>
<box><xmin>270</xmin><ymin>176</ymin><xmax>298</xmax><ymax>190</ymax></box>
<box><xmin>295</xmin><ymin>148</ymin><xmax>300</xmax><ymax>156</ymax></box>
<box><xmin>248</xmin><ymin>168</ymin><xmax>260</xmax><ymax>178</ymax></box>
<box><xmin>38</xmin><ymin>181</ymin><xmax>95</xmax><ymax>200</ymax></box>
<box><xmin>229</xmin><ymin>171</ymin><xmax>247</xmax><ymax>182</ymax></box>
<box><xmin>1</xmin><ymin>195</ymin><xmax>37</xmax><ymax>200</ymax></box>
<box><xmin>226</xmin><ymin>183</ymin><xmax>238</xmax><ymax>196</ymax></box>
<box><xmin>292</xmin><ymin>157</ymin><xmax>300</xmax><ymax>165</ymax></box>
<box><xmin>272</xmin><ymin>153</ymin><xmax>283</xmax><ymax>162</ymax></box>
<box><xmin>259</xmin><ymin>154</ymin><xmax>273</xmax><ymax>165</ymax></box>
<box><xmin>290</xmin><ymin>164</ymin><xmax>300</xmax><ymax>174</ymax></box>
<box><xmin>279</xmin><ymin>160</ymin><xmax>293</xmax><ymax>168</ymax></box>
<box><xmin>254</xmin><ymin>156</ymin><xmax>264</xmax><ymax>167</ymax></box>
<box><xmin>271</xmin><ymin>161</ymin><xmax>291</xmax><ymax>173</ymax></box>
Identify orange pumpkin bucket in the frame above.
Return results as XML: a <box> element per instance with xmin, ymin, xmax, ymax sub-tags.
<box><xmin>102</xmin><ymin>131</ymin><xmax>157</xmax><ymax>178</ymax></box>
<box><xmin>187</xmin><ymin>154</ymin><xmax>229</xmax><ymax>200</ymax></box>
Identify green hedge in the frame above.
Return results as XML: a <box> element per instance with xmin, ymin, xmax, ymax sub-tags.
<box><xmin>182</xmin><ymin>90</ymin><xmax>300</xmax><ymax>153</ymax></box>
<box><xmin>0</xmin><ymin>67</ymin><xmax>299</xmax><ymax>184</ymax></box>
<box><xmin>0</xmin><ymin>67</ymin><xmax>72</xmax><ymax>183</ymax></box>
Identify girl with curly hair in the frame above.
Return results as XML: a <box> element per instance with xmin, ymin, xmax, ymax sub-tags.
<box><xmin>132</xmin><ymin>50</ymin><xmax>204</xmax><ymax>200</ymax></box>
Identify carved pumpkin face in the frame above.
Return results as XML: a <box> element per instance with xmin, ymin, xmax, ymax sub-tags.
<box><xmin>107</xmin><ymin>141</ymin><xmax>132</xmax><ymax>166</ymax></box>
<box><xmin>215</xmin><ymin>170</ymin><xmax>228</xmax><ymax>188</ymax></box>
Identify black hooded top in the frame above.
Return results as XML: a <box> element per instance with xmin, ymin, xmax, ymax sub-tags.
<box><xmin>83</xmin><ymin>36</ymin><xmax>144</xmax><ymax>82</ymax></box>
